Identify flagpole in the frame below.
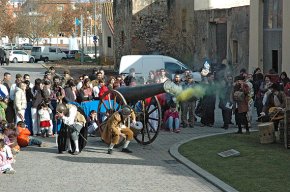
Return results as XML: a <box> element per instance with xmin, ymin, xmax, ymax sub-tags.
<box><xmin>75</xmin><ymin>17</ymin><xmax>77</xmax><ymax>37</ymax></box>
<box><xmin>81</xmin><ymin>14</ymin><xmax>84</xmax><ymax>64</ymax></box>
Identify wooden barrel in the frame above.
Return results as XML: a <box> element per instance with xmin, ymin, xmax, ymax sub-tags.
<box><xmin>258</xmin><ymin>122</ymin><xmax>275</xmax><ymax>144</ymax></box>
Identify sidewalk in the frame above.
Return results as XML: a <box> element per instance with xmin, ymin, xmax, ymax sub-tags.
<box><xmin>2</xmin><ymin>119</ymin><xmax>252</xmax><ymax>192</ymax></box>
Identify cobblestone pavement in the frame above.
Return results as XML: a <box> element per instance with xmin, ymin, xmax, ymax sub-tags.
<box><xmin>0</xmin><ymin>63</ymin><xmax>257</xmax><ymax>192</ymax></box>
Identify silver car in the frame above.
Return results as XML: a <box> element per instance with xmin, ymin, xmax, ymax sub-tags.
<box><xmin>2</xmin><ymin>43</ymin><xmax>17</xmax><ymax>50</ymax></box>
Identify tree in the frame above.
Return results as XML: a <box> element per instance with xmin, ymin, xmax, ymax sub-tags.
<box><xmin>0</xmin><ymin>0</ymin><xmax>17</xmax><ymax>41</ymax></box>
<box><xmin>60</xmin><ymin>8</ymin><xmax>76</xmax><ymax>36</ymax></box>
<box><xmin>15</xmin><ymin>1</ymin><xmax>47</xmax><ymax>44</ymax></box>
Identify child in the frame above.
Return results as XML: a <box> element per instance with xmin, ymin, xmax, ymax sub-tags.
<box><xmin>0</xmin><ymin>134</ymin><xmax>16</xmax><ymax>174</ymax></box>
<box><xmin>87</xmin><ymin>110</ymin><xmax>98</xmax><ymax>137</ymax></box>
<box><xmin>163</xmin><ymin>103</ymin><xmax>181</xmax><ymax>133</ymax></box>
<box><xmin>0</xmin><ymin>96</ymin><xmax>8</xmax><ymax>122</ymax></box>
<box><xmin>0</xmin><ymin>120</ymin><xmax>8</xmax><ymax>134</ymax></box>
<box><xmin>16</xmin><ymin>121</ymin><xmax>47</xmax><ymax>148</ymax></box>
<box><xmin>38</xmin><ymin>103</ymin><xmax>52</xmax><ymax>137</ymax></box>
<box><xmin>3</xmin><ymin>123</ymin><xmax>20</xmax><ymax>154</ymax></box>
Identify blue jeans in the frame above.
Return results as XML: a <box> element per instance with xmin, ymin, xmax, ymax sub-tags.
<box><xmin>28</xmin><ymin>136</ymin><xmax>42</xmax><ymax>146</ymax></box>
<box><xmin>165</xmin><ymin>117</ymin><xmax>180</xmax><ymax>130</ymax></box>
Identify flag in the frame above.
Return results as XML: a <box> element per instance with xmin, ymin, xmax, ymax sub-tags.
<box><xmin>75</xmin><ymin>18</ymin><xmax>81</xmax><ymax>26</ymax></box>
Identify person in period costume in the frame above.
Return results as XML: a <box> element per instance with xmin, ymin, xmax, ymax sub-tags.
<box><xmin>56</xmin><ymin>103</ymin><xmax>87</xmax><ymax>155</ymax></box>
<box><xmin>101</xmin><ymin>105</ymin><xmax>136</xmax><ymax>154</ymax></box>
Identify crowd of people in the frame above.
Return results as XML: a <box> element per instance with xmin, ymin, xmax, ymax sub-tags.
<box><xmin>0</xmin><ymin>64</ymin><xmax>289</xmax><ymax>173</ymax></box>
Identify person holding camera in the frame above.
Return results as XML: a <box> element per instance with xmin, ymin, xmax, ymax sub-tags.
<box><xmin>232</xmin><ymin>76</ymin><xmax>250</xmax><ymax>134</ymax></box>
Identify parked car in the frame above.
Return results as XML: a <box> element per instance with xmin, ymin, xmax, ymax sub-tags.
<box><xmin>61</xmin><ymin>49</ymin><xmax>79</xmax><ymax>59</ymax></box>
<box><xmin>31</xmin><ymin>46</ymin><xmax>67</xmax><ymax>62</ymax></box>
<box><xmin>8</xmin><ymin>50</ymin><xmax>35</xmax><ymax>63</ymax></box>
<box><xmin>1</xmin><ymin>43</ymin><xmax>17</xmax><ymax>50</ymax></box>
<box><xmin>20</xmin><ymin>43</ymin><xmax>33</xmax><ymax>50</ymax></box>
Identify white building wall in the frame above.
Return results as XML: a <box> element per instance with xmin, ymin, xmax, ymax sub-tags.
<box><xmin>1</xmin><ymin>36</ymin><xmax>97</xmax><ymax>51</ymax></box>
<box><xmin>195</xmin><ymin>0</ymin><xmax>250</xmax><ymax>10</ymax></box>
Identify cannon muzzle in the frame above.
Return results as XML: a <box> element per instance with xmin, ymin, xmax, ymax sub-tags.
<box><xmin>116</xmin><ymin>81</ymin><xmax>182</xmax><ymax>102</ymax></box>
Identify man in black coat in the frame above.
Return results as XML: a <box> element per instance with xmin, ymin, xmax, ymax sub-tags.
<box><xmin>56</xmin><ymin>103</ymin><xmax>88</xmax><ymax>155</ymax></box>
<box><xmin>0</xmin><ymin>48</ymin><xmax>6</xmax><ymax>66</ymax></box>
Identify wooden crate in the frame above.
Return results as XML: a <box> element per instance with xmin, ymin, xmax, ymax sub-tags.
<box><xmin>286</xmin><ymin>97</ymin><xmax>290</xmax><ymax>111</ymax></box>
<box><xmin>284</xmin><ymin>110</ymin><xmax>290</xmax><ymax>149</ymax></box>
<box><xmin>279</xmin><ymin>120</ymin><xmax>284</xmax><ymax>144</ymax></box>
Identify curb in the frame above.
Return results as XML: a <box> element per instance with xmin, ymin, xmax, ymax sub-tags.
<box><xmin>169</xmin><ymin>132</ymin><xmax>239</xmax><ymax>192</ymax></box>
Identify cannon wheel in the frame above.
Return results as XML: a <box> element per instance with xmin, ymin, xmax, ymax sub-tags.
<box><xmin>97</xmin><ymin>89</ymin><xmax>127</xmax><ymax>148</ymax></box>
<box><xmin>132</xmin><ymin>96</ymin><xmax>162</xmax><ymax>145</ymax></box>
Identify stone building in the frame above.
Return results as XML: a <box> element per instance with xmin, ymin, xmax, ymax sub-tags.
<box><xmin>113</xmin><ymin>0</ymin><xmax>250</xmax><ymax>74</ymax></box>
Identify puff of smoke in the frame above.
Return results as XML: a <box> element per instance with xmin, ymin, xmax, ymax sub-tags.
<box><xmin>176</xmin><ymin>85</ymin><xmax>206</xmax><ymax>102</ymax></box>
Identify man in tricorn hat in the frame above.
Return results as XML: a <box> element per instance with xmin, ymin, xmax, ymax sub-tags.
<box><xmin>56</xmin><ymin>103</ymin><xmax>87</xmax><ymax>155</ymax></box>
<box><xmin>101</xmin><ymin>105</ymin><xmax>136</xmax><ymax>154</ymax></box>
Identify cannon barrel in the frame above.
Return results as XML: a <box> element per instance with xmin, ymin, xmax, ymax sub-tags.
<box><xmin>116</xmin><ymin>81</ymin><xmax>182</xmax><ymax>102</ymax></box>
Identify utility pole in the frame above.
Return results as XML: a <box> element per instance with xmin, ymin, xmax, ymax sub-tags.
<box><xmin>81</xmin><ymin>14</ymin><xmax>84</xmax><ymax>64</ymax></box>
<box><xmin>94</xmin><ymin>0</ymin><xmax>97</xmax><ymax>36</ymax></box>
<box><xmin>94</xmin><ymin>0</ymin><xmax>98</xmax><ymax>65</ymax></box>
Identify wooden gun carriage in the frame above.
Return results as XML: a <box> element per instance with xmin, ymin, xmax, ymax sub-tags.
<box><xmin>96</xmin><ymin>81</ymin><xmax>181</xmax><ymax>145</ymax></box>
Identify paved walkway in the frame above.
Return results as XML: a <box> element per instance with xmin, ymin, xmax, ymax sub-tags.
<box><xmin>2</xmin><ymin>127</ymin><xmax>237</xmax><ymax>192</ymax></box>
<box><xmin>1</xmin><ymin>63</ymin><xmax>257</xmax><ymax>191</ymax></box>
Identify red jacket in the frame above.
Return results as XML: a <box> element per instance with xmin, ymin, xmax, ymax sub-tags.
<box><xmin>163</xmin><ymin>109</ymin><xmax>180</xmax><ymax>123</ymax></box>
<box><xmin>99</xmin><ymin>85</ymin><xmax>109</xmax><ymax>100</ymax></box>
<box><xmin>284</xmin><ymin>83</ymin><xmax>290</xmax><ymax>97</ymax></box>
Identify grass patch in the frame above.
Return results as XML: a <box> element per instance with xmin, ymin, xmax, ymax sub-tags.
<box><xmin>179</xmin><ymin>132</ymin><xmax>290</xmax><ymax>192</ymax></box>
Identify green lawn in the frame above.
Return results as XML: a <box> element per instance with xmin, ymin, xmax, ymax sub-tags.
<box><xmin>179</xmin><ymin>132</ymin><xmax>290</xmax><ymax>192</ymax></box>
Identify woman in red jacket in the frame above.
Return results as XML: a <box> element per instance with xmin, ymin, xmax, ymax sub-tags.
<box><xmin>163</xmin><ymin>103</ymin><xmax>180</xmax><ymax>133</ymax></box>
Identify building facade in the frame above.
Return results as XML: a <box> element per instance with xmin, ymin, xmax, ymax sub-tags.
<box><xmin>249</xmin><ymin>0</ymin><xmax>290</xmax><ymax>74</ymax></box>
<box><xmin>113</xmin><ymin>0</ymin><xmax>250</xmax><ymax>74</ymax></box>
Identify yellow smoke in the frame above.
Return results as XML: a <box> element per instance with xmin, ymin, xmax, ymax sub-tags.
<box><xmin>176</xmin><ymin>85</ymin><xmax>205</xmax><ymax>102</ymax></box>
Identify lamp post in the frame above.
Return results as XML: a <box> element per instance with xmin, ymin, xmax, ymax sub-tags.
<box><xmin>94</xmin><ymin>0</ymin><xmax>98</xmax><ymax>65</ymax></box>
<box><xmin>94</xmin><ymin>0</ymin><xmax>97</xmax><ymax>36</ymax></box>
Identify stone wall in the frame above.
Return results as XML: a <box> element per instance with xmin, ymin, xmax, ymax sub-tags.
<box><xmin>113</xmin><ymin>0</ymin><xmax>132</xmax><ymax>70</ymax></box>
<box><xmin>114</xmin><ymin>0</ymin><xmax>249</xmax><ymax>75</ymax></box>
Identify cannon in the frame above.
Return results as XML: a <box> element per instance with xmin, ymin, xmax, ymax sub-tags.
<box><xmin>96</xmin><ymin>81</ymin><xmax>182</xmax><ymax>145</ymax></box>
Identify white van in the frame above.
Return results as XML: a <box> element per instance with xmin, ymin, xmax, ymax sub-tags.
<box><xmin>31</xmin><ymin>46</ymin><xmax>67</xmax><ymax>62</ymax></box>
<box><xmin>119</xmin><ymin>55</ymin><xmax>190</xmax><ymax>81</ymax></box>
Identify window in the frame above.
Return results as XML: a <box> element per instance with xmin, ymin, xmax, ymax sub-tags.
<box><xmin>121</xmin><ymin>31</ymin><xmax>125</xmax><ymax>45</ymax></box>
<box><xmin>32</xmin><ymin>47</ymin><xmax>41</xmax><ymax>52</ymax></box>
<box><xmin>49</xmin><ymin>48</ymin><xmax>56</xmax><ymax>53</ymax></box>
<box><xmin>272</xmin><ymin>50</ymin><xmax>278</xmax><ymax>72</ymax></box>
<box><xmin>107</xmin><ymin>36</ymin><xmax>112</xmax><ymax>48</ymax></box>
<box><xmin>232</xmin><ymin>40</ymin><xmax>238</xmax><ymax>64</ymax></box>
<box><xmin>165</xmin><ymin>62</ymin><xmax>182</xmax><ymax>76</ymax></box>
<box><xmin>182</xmin><ymin>9</ymin><xmax>187</xmax><ymax>32</ymax></box>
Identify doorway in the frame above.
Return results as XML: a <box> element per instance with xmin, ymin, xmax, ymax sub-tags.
<box><xmin>272</xmin><ymin>50</ymin><xmax>278</xmax><ymax>73</ymax></box>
